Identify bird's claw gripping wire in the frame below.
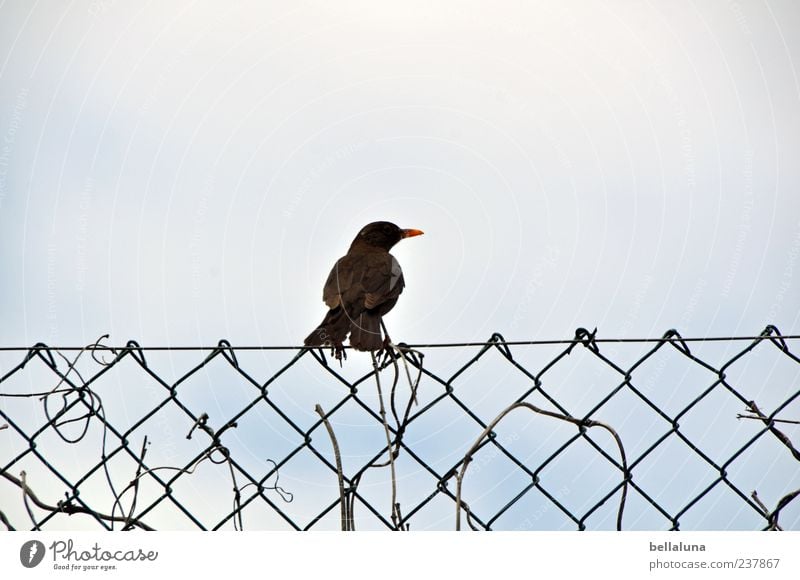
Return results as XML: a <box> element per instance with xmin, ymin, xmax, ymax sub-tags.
<box><xmin>330</xmin><ymin>342</ymin><xmax>347</xmax><ymax>365</ymax></box>
<box><xmin>375</xmin><ymin>335</ymin><xmax>397</xmax><ymax>366</ymax></box>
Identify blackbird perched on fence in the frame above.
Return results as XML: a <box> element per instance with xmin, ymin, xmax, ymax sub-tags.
<box><xmin>304</xmin><ymin>221</ymin><xmax>423</xmax><ymax>357</ymax></box>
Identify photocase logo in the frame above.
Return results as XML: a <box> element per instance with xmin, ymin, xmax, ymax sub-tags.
<box><xmin>20</xmin><ymin>540</ymin><xmax>46</xmax><ymax>568</ymax></box>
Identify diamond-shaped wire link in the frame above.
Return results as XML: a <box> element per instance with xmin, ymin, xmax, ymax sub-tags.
<box><xmin>1</xmin><ymin>328</ymin><xmax>798</xmax><ymax>530</ymax></box>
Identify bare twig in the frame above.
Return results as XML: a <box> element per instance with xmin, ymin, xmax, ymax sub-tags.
<box><xmin>0</xmin><ymin>508</ymin><xmax>13</xmax><ymax>530</ymax></box>
<box><xmin>751</xmin><ymin>490</ymin><xmax>783</xmax><ymax>531</ymax></box>
<box><xmin>125</xmin><ymin>436</ymin><xmax>149</xmax><ymax>530</ymax></box>
<box><xmin>182</xmin><ymin>414</ymin><xmax>248</xmax><ymax>530</ymax></box>
<box><xmin>390</xmin><ymin>342</ymin><xmax>423</xmax><ymax>407</ymax></box>
<box><xmin>222</xmin><ymin>449</ymin><xmax>244</xmax><ymax>531</ymax></box>
<box><xmin>2</xmin><ymin>470</ymin><xmax>154</xmax><ymax>530</ymax></box>
<box><xmin>371</xmin><ymin>352</ymin><xmax>402</xmax><ymax>530</ymax></box>
<box><xmin>315</xmin><ymin>404</ymin><xmax>350</xmax><ymax>531</ymax></box>
<box><xmin>384</xmin><ymin>343</ymin><xmax>423</xmax><ymax>462</ymax></box>
<box><xmin>87</xmin><ymin>334</ymin><xmax>116</xmax><ymax>366</ymax></box>
<box><xmin>455</xmin><ymin>402</ymin><xmax>628</xmax><ymax>531</ymax></box>
<box><xmin>751</xmin><ymin>490</ymin><xmax>770</xmax><ymax>514</ymax></box>
<box><xmin>738</xmin><ymin>414</ymin><xmax>800</xmax><ymax>425</ymax></box>
<box><xmin>259</xmin><ymin>459</ymin><xmax>293</xmax><ymax>503</ymax></box>
<box><xmin>768</xmin><ymin>488</ymin><xmax>800</xmax><ymax>530</ymax></box>
<box><xmin>20</xmin><ymin>471</ymin><xmax>39</xmax><ymax>530</ymax></box>
<box><xmin>739</xmin><ymin>402</ymin><xmax>800</xmax><ymax>461</ymax></box>
<box><xmin>346</xmin><ymin>473</ymin><xmax>360</xmax><ymax>529</ymax></box>
<box><xmin>109</xmin><ymin>436</ymin><xmax>150</xmax><ymax>530</ymax></box>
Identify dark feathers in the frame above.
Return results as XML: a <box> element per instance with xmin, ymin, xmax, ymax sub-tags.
<box><xmin>304</xmin><ymin>221</ymin><xmax>422</xmax><ymax>352</ymax></box>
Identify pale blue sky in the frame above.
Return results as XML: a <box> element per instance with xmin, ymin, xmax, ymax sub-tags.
<box><xmin>0</xmin><ymin>0</ymin><xmax>798</xmax><ymax>348</ymax></box>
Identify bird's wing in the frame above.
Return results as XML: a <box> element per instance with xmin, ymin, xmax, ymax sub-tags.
<box><xmin>362</xmin><ymin>253</ymin><xmax>405</xmax><ymax>309</ymax></box>
<box><xmin>322</xmin><ymin>252</ymin><xmax>404</xmax><ymax>310</ymax></box>
<box><xmin>322</xmin><ymin>255</ymin><xmax>350</xmax><ymax>308</ymax></box>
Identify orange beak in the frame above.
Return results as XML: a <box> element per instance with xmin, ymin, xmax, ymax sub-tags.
<box><xmin>401</xmin><ymin>228</ymin><xmax>424</xmax><ymax>238</ymax></box>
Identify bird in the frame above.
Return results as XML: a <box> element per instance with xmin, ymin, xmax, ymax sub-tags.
<box><xmin>304</xmin><ymin>221</ymin><xmax>424</xmax><ymax>357</ymax></box>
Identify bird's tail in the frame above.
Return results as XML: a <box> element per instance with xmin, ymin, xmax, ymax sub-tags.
<box><xmin>348</xmin><ymin>311</ymin><xmax>384</xmax><ymax>351</ymax></box>
<box><xmin>304</xmin><ymin>307</ymin><xmax>350</xmax><ymax>347</ymax></box>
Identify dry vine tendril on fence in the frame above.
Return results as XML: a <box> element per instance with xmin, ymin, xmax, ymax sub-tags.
<box><xmin>1</xmin><ymin>326</ymin><xmax>798</xmax><ymax>530</ymax></box>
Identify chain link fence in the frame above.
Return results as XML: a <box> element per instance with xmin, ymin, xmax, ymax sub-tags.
<box><xmin>1</xmin><ymin>326</ymin><xmax>798</xmax><ymax>531</ymax></box>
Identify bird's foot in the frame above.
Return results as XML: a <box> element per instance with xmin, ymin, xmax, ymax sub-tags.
<box><xmin>376</xmin><ymin>336</ymin><xmax>397</xmax><ymax>366</ymax></box>
<box><xmin>329</xmin><ymin>341</ymin><xmax>347</xmax><ymax>365</ymax></box>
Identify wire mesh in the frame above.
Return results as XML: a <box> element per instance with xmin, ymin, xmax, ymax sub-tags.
<box><xmin>1</xmin><ymin>326</ymin><xmax>798</xmax><ymax>531</ymax></box>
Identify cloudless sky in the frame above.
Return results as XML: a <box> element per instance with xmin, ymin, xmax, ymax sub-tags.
<box><xmin>1</xmin><ymin>0</ymin><xmax>798</xmax><ymax>348</ymax></box>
